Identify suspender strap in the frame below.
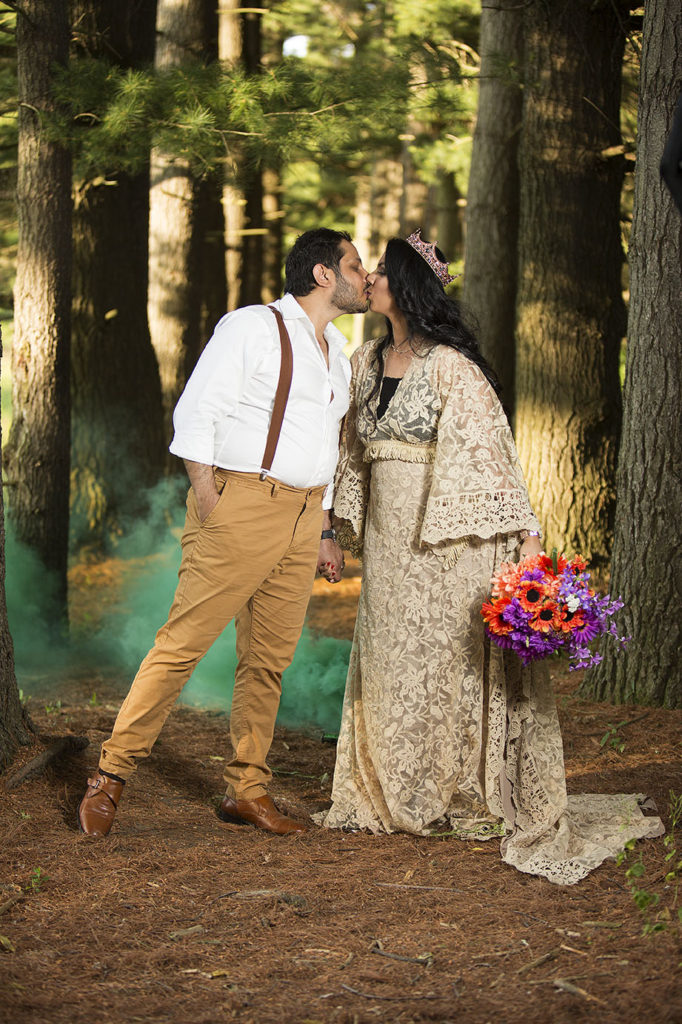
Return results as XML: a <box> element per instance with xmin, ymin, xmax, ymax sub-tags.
<box><xmin>260</xmin><ymin>305</ymin><xmax>294</xmax><ymax>480</ymax></box>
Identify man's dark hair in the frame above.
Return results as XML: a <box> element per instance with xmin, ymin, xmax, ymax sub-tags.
<box><xmin>284</xmin><ymin>228</ymin><xmax>352</xmax><ymax>296</ymax></box>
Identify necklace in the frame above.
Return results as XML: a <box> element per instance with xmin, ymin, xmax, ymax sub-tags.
<box><xmin>389</xmin><ymin>337</ymin><xmax>412</xmax><ymax>354</ymax></box>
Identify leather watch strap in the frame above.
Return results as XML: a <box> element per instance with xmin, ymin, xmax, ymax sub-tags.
<box><xmin>260</xmin><ymin>305</ymin><xmax>294</xmax><ymax>480</ymax></box>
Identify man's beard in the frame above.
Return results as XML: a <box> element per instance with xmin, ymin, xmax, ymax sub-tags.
<box><xmin>331</xmin><ymin>274</ymin><xmax>368</xmax><ymax>314</ymax></box>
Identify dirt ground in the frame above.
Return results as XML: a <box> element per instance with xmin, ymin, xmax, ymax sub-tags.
<box><xmin>1</xmin><ymin>560</ymin><xmax>682</xmax><ymax>1024</ymax></box>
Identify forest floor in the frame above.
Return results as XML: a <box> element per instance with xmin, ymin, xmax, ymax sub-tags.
<box><xmin>1</xmin><ymin>560</ymin><xmax>682</xmax><ymax>1024</ymax></box>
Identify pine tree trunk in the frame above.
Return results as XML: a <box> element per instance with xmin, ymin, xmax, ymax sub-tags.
<box><xmin>514</xmin><ymin>0</ymin><xmax>627</xmax><ymax>568</ymax></box>
<box><xmin>199</xmin><ymin>176</ymin><xmax>228</xmax><ymax>340</ymax></box>
<box><xmin>0</xmin><ymin>327</ymin><xmax>32</xmax><ymax>772</ymax></box>
<box><xmin>6</xmin><ymin>0</ymin><xmax>71</xmax><ymax>610</ymax></box>
<box><xmin>70</xmin><ymin>0</ymin><xmax>165</xmax><ymax>551</ymax></box>
<box><xmin>262</xmin><ymin>167</ymin><xmax>283</xmax><ymax>303</ymax></box>
<box><xmin>148</xmin><ymin>0</ymin><xmax>223</xmax><ymax>442</ymax></box>
<box><xmin>463</xmin><ymin>0</ymin><xmax>523</xmax><ymax>412</ymax></box>
<box><xmin>220</xmin><ymin>2</ymin><xmax>264</xmax><ymax>307</ymax></box>
<box><xmin>584</xmin><ymin>0</ymin><xmax>682</xmax><ymax>707</ymax></box>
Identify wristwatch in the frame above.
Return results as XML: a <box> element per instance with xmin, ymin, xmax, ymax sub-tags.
<box><xmin>321</xmin><ymin>528</ymin><xmax>336</xmax><ymax>541</ymax></box>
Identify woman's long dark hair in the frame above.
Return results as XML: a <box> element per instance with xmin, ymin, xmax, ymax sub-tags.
<box><xmin>367</xmin><ymin>237</ymin><xmax>501</xmax><ymax>417</ymax></box>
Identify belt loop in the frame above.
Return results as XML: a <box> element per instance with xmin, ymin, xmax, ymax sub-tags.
<box><xmin>270</xmin><ymin>480</ymin><xmax>279</xmax><ymax>499</ymax></box>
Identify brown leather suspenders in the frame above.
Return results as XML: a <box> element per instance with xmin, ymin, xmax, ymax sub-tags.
<box><xmin>259</xmin><ymin>305</ymin><xmax>294</xmax><ymax>481</ymax></box>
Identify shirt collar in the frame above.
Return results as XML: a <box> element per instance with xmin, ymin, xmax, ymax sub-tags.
<box><xmin>278</xmin><ymin>292</ymin><xmax>350</xmax><ymax>357</ymax></box>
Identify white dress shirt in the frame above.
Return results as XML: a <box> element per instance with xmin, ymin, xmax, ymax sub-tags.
<box><xmin>169</xmin><ymin>293</ymin><xmax>351</xmax><ymax>509</ymax></box>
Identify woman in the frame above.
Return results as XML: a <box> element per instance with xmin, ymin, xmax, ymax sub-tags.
<box><xmin>319</xmin><ymin>231</ymin><xmax>662</xmax><ymax>884</ymax></box>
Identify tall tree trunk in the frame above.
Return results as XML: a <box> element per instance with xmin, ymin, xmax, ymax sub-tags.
<box><xmin>6</xmin><ymin>0</ymin><xmax>71</xmax><ymax>612</ymax></box>
<box><xmin>70</xmin><ymin>0</ymin><xmax>165</xmax><ymax>551</ymax></box>
<box><xmin>148</xmin><ymin>0</ymin><xmax>224</xmax><ymax>443</ymax></box>
<box><xmin>0</xmin><ymin>325</ymin><xmax>32</xmax><ymax>772</ymax></box>
<box><xmin>261</xmin><ymin>166</ymin><xmax>283</xmax><ymax>303</ymax></box>
<box><xmin>514</xmin><ymin>0</ymin><xmax>627</xmax><ymax>568</ymax></box>
<box><xmin>584</xmin><ymin>0</ymin><xmax>682</xmax><ymax>707</ymax></box>
<box><xmin>463</xmin><ymin>0</ymin><xmax>523</xmax><ymax>412</ymax></box>
<box><xmin>199</xmin><ymin>176</ymin><xmax>228</xmax><ymax>340</ymax></box>
<box><xmin>219</xmin><ymin>2</ymin><xmax>264</xmax><ymax>307</ymax></box>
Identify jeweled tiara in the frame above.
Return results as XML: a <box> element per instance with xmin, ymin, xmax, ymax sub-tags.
<box><xmin>405</xmin><ymin>228</ymin><xmax>458</xmax><ymax>286</ymax></box>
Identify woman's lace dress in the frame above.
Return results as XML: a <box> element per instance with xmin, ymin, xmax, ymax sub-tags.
<box><xmin>318</xmin><ymin>340</ymin><xmax>663</xmax><ymax>885</ymax></box>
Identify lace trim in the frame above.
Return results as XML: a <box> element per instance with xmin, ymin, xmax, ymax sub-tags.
<box><xmin>364</xmin><ymin>439</ymin><xmax>436</xmax><ymax>464</ymax></box>
<box><xmin>421</xmin><ymin>489</ymin><xmax>540</xmax><ymax>544</ymax></box>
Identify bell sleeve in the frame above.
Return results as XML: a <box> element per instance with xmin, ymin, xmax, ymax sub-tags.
<box><xmin>419</xmin><ymin>350</ymin><xmax>540</xmax><ymax>556</ymax></box>
<box><xmin>332</xmin><ymin>347</ymin><xmax>372</xmax><ymax>557</ymax></box>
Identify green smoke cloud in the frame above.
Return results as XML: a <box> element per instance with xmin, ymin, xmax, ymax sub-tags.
<box><xmin>5</xmin><ymin>479</ymin><xmax>350</xmax><ymax>734</ymax></box>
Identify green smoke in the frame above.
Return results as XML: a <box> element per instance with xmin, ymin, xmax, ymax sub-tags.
<box><xmin>5</xmin><ymin>479</ymin><xmax>350</xmax><ymax>734</ymax></box>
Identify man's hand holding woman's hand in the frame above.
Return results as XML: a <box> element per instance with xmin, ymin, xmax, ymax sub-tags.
<box><xmin>317</xmin><ymin>539</ymin><xmax>345</xmax><ymax>584</ymax></box>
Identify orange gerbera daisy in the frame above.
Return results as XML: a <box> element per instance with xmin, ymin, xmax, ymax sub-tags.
<box><xmin>517</xmin><ymin>579</ymin><xmax>551</xmax><ymax>613</ymax></box>
<box><xmin>528</xmin><ymin>599</ymin><xmax>560</xmax><ymax>633</ymax></box>
<box><xmin>555</xmin><ymin>606</ymin><xmax>585</xmax><ymax>634</ymax></box>
<box><xmin>481</xmin><ymin>600</ymin><xmax>512</xmax><ymax>635</ymax></box>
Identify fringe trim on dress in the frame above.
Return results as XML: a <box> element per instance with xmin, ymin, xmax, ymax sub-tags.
<box><xmin>364</xmin><ymin>439</ymin><xmax>436</xmax><ymax>464</ymax></box>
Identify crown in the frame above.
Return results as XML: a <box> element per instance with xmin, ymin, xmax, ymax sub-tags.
<box><xmin>405</xmin><ymin>228</ymin><xmax>458</xmax><ymax>286</ymax></box>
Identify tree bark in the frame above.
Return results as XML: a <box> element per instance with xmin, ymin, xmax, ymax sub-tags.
<box><xmin>6</xmin><ymin>0</ymin><xmax>71</xmax><ymax>611</ymax></box>
<box><xmin>148</xmin><ymin>0</ymin><xmax>224</xmax><ymax>443</ymax></box>
<box><xmin>220</xmin><ymin>2</ymin><xmax>265</xmax><ymax>308</ymax></box>
<box><xmin>584</xmin><ymin>0</ymin><xmax>682</xmax><ymax>707</ymax></box>
<box><xmin>514</xmin><ymin>0</ymin><xmax>628</xmax><ymax>568</ymax></box>
<box><xmin>70</xmin><ymin>0</ymin><xmax>165</xmax><ymax>551</ymax></box>
<box><xmin>463</xmin><ymin>0</ymin><xmax>523</xmax><ymax>412</ymax></box>
<box><xmin>0</xmin><ymin>325</ymin><xmax>32</xmax><ymax>772</ymax></box>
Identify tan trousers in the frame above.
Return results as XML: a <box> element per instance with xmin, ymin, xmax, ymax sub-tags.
<box><xmin>100</xmin><ymin>470</ymin><xmax>325</xmax><ymax>799</ymax></box>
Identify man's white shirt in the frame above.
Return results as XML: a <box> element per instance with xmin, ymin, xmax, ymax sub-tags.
<box><xmin>169</xmin><ymin>293</ymin><xmax>351</xmax><ymax>509</ymax></box>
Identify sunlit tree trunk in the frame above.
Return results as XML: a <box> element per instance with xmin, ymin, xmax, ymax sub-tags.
<box><xmin>0</xmin><ymin>326</ymin><xmax>32</xmax><ymax>772</ymax></box>
<box><xmin>6</xmin><ymin>0</ymin><xmax>71</xmax><ymax>612</ymax></box>
<box><xmin>262</xmin><ymin>167</ymin><xmax>283</xmax><ymax>303</ymax></box>
<box><xmin>514</xmin><ymin>0</ymin><xmax>627</xmax><ymax>568</ymax></box>
<box><xmin>463</xmin><ymin>0</ymin><xmax>523</xmax><ymax>411</ymax></box>
<box><xmin>148</xmin><ymin>0</ymin><xmax>224</xmax><ymax>442</ymax></box>
<box><xmin>220</xmin><ymin>2</ymin><xmax>264</xmax><ymax>307</ymax></box>
<box><xmin>70</xmin><ymin>0</ymin><xmax>165</xmax><ymax>552</ymax></box>
<box><xmin>584</xmin><ymin>0</ymin><xmax>682</xmax><ymax>707</ymax></box>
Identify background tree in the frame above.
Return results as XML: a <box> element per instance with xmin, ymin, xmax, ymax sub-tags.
<box><xmin>148</xmin><ymin>0</ymin><xmax>224</xmax><ymax>443</ymax></box>
<box><xmin>0</xmin><ymin>325</ymin><xmax>30</xmax><ymax>771</ymax></box>
<box><xmin>462</xmin><ymin>0</ymin><xmax>523</xmax><ymax>412</ymax></box>
<box><xmin>4</xmin><ymin>0</ymin><xmax>71</xmax><ymax>611</ymax></box>
<box><xmin>220</xmin><ymin>2</ymin><xmax>264</xmax><ymax>308</ymax></box>
<box><xmin>514</xmin><ymin>0</ymin><xmax>628</xmax><ymax>568</ymax></box>
<box><xmin>70</xmin><ymin>0</ymin><xmax>166</xmax><ymax>551</ymax></box>
<box><xmin>585</xmin><ymin>0</ymin><xmax>682</xmax><ymax>707</ymax></box>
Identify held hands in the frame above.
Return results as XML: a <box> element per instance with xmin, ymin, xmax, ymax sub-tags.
<box><xmin>317</xmin><ymin>539</ymin><xmax>345</xmax><ymax>584</ymax></box>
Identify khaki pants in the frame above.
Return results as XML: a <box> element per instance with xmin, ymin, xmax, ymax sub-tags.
<box><xmin>100</xmin><ymin>470</ymin><xmax>324</xmax><ymax>799</ymax></box>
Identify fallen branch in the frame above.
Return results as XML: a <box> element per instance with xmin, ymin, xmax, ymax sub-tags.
<box><xmin>0</xmin><ymin>892</ymin><xmax>25</xmax><ymax>916</ymax></box>
<box><xmin>374</xmin><ymin>882</ymin><xmax>471</xmax><ymax>896</ymax></box>
<box><xmin>371</xmin><ymin>946</ymin><xmax>433</xmax><ymax>967</ymax></box>
<box><xmin>517</xmin><ymin>947</ymin><xmax>560</xmax><ymax>975</ymax></box>
<box><xmin>4</xmin><ymin>736</ymin><xmax>89</xmax><ymax>791</ymax></box>
<box><xmin>340</xmin><ymin>983</ymin><xmax>439</xmax><ymax>1002</ymax></box>
<box><xmin>553</xmin><ymin>978</ymin><xmax>608</xmax><ymax>1005</ymax></box>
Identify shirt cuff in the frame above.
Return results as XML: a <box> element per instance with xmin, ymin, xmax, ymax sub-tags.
<box><xmin>322</xmin><ymin>483</ymin><xmax>333</xmax><ymax>511</ymax></box>
<box><xmin>169</xmin><ymin>435</ymin><xmax>215</xmax><ymax>465</ymax></box>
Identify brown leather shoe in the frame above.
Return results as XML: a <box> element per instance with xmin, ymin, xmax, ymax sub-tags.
<box><xmin>78</xmin><ymin>772</ymin><xmax>124</xmax><ymax>836</ymax></box>
<box><xmin>217</xmin><ymin>794</ymin><xmax>308</xmax><ymax>835</ymax></box>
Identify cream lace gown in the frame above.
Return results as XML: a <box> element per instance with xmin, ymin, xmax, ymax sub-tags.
<box><xmin>319</xmin><ymin>340</ymin><xmax>663</xmax><ymax>885</ymax></box>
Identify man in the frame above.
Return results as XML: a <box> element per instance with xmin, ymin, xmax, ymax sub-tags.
<box><xmin>78</xmin><ymin>228</ymin><xmax>368</xmax><ymax>837</ymax></box>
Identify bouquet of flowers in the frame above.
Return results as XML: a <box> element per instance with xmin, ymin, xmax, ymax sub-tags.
<box><xmin>481</xmin><ymin>552</ymin><xmax>628</xmax><ymax>670</ymax></box>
